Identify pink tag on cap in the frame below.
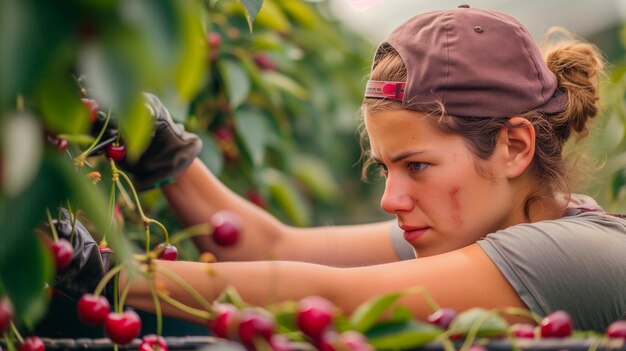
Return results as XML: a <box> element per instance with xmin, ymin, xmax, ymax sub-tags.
<box><xmin>364</xmin><ymin>80</ymin><xmax>405</xmax><ymax>101</ymax></box>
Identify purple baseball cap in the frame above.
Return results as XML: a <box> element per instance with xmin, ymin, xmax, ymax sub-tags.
<box><xmin>364</xmin><ymin>5</ymin><xmax>567</xmax><ymax>118</ymax></box>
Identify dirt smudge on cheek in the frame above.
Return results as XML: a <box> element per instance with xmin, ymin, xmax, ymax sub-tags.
<box><xmin>449</xmin><ymin>186</ymin><xmax>463</xmax><ymax>226</ymax></box>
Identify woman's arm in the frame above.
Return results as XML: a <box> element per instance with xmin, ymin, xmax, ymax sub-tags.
<box><xmin>162</xmin><ymin>159</ymin><xmax>402</xmax><ymax>266</ymax></box>
<box><xmin>124</xmin><ymin>244</ymin><xmax>527</xmax><ymax>324</ymax></box>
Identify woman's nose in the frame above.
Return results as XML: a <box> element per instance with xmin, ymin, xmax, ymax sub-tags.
<box><xmin>380</xmin><ymin>175</ymin><xmax>414</xmax><ymax>214</ymax></box>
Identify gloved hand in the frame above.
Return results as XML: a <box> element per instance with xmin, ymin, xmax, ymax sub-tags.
<box><xmin>117</xmin><ymin>93</ymin><xmax>203</xmax><ymax>191</ymax></box>
<box><xmin>44</xmin><ymin>209</ymin><xmax>112</xmax><ymax>300</ymax></box>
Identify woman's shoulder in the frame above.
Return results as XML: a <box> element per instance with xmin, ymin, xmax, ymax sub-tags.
<box><xmin>478</xmin><ymin>194</ymin><xmax>626</xmax><ymax>331</ymax></box>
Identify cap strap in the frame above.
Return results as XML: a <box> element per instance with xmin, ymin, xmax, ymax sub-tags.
<box><xmin>365</xmin><ymin>80</ymin><xmax>405</xmax><ymax>101</ymax></box>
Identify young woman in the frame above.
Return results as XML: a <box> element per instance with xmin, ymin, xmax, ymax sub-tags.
<box><xmin>109</xmin><ymin>6</ymin><xmax>625</xmax><ymax>332</ymax></box>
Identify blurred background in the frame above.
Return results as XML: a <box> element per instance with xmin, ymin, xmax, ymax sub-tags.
<box><xmin>329</xmin><ymin>0</ymin><xmax>626</xmax><ymax>47</ymax></box>
<box><xmin>2</xmin><ymin>0</ymin><xmax>626</xmax><ymax>334</ymax></box>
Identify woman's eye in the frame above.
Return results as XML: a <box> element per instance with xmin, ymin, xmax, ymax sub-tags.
<box><xmin>408</xmin><ymin>162</ymin><xmax>428</xmax><ymax>173</ymax></box>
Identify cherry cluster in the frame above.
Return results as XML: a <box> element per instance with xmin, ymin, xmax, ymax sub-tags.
<box><xmin>208</xmin><ymin>296</ymin><xmax>373</xmax><ymax>351</ymax></box>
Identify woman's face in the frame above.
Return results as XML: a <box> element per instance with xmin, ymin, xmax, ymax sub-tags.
<box><xmin>365</xmin><ymin>109</ymin><xmax>520</xmax><ymax>257</ymax></box>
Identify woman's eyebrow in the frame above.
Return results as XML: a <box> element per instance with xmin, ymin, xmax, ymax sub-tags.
<box><xmin>371</xmin><ymin>150</ymin><xmax>426</xmax><ymax>164</ymax></box>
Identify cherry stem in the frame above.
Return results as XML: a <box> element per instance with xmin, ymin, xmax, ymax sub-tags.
<box><xmin>438</xmin><ymin>336</ymin><xmax>456</xmax><ymax>351</ymax></box>
<box><xmin>3</xmin><ymin>330</ymin><xmax>17</xmax><ymax>351</ymax></box>
<box><xmin>155</xmin><ymin>266</ymin><xmax>214</xmax><ymax>312</ymax></box>
<box><xmin>102</xmin><ymin>177</ymin><xmax>116</xmax><ymax>244</ymax></box>
<box><xmin>46</xmin><ymin>209</ymin><xmax>59</xmax><ymax>242</ymax></box>
<box><xmin>148</xmin><ymin>219</ymin><xmax>170</xmax><ymax>244</ymax></box>
<box><xmin>9</xmin><ymin>321</ymin><xmax>23</xmax><ymax>344</ymax></box>
<box><xmin>144</xmin><ymin>225</ymin><xmax>151</xmax><ymax>254</ymax></box>
<box><xmin>75</xmin><ymin>109</ymin><xmax>111</xmax><ymax>167</ymax></box>
<box><xmin>115</xmin><ymin>167</ymin><xmax>170</xmax><ymax>247</ymax></box>
<box><xmin>169</xmin><ymin>223</ymin><xmax>211</xmax><ymax>246</ymax></box>
<box><xmin>150</xmin><ymin>285</ymin><xmax>163</xmax><ymax>336</ymax></box>
<box><xmin>118</xmin><ymin>277</ymin><xmax>132</xmax><ymax>313</ymax></box>
<box><xmin>155</xmin><ymin>290</ymin><xmax>212</xmax><ymax>320</ymax></box>
<box><xmin>94</xmin><ymin>264</ymin><xmax>123</xmax><ymax>297</ymax></box>
<box><xmin>405</xmin><ymin>286</ymin><xmax>440</xmax><ymax>313</ymax></box>
<box><xmin>67</xmin><ymin>205</ymin><xmax>78</xmax><ymax>245</ymax></box>
<box><xmin>459</xmin><ymin>308</ymin><xmax>499</xmax><ymax>351</ymax></box>
<box><xmin>501</xmin><ymin>306</ymin><xmax>542</xmax><ymax>325</ymax></box>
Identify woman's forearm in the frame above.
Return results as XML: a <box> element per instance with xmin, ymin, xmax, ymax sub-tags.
<box><xmin>162</xmin><ymin>159</ymin><xmax>401</xmax><ymax>266</ymax></box>
<box><xmin>123</xmin><ymin>259</ymin><xmax>336</xmax><ymax>325</ymax></box>
<box><xmin>122</xmin><ymin>245</ymin><xmax>529</xmax><ymax>327</ymax></box>
<box><xmin>162</xmin><ymin>159</ymin><xmax>287</xmax><ymax>261</ymax></box>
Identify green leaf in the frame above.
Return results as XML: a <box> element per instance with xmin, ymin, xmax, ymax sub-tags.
<box><xmin>36</xmin><ymin>47</ymin><xmax>90</xmax><ymax>136</ymax></box>
<box><xmin>173</xmin><ymin>1</ymin><xmax>207</xmax><ymax>99</ymax></box>
<box><xmin>215</xmin><ymin>286</ymin><xmax>248</xmax><ymax>309</ymax></box>
<box><xmin>263</xmin><ymin>168</ymin><xmax>311</xmax><ymax>226</ymax></box>
<box><xmin>218</xmin><ymin>59</ymin><xmax>251</xmax><ymax>110</ymax></box>
<box><xmin>233</xmin><ymin>108</ymin><xmax>267</xmax><ymax>166</ymax></box>
<box><xmin>118</xmin><ymin>95</ymin><xmax>153</xmax><ymax>162</ymax></box>
<box><xmin>448</xmin><ymin>307</ymin><xmax>509</xmax><ymax>337</ymax></box>
<box><xmin>0</xmin><ymin>0</ymin><xmax>72</xmax><ymax>110</ymax></box>
<box><xmin>267</xmin><ymin>301</ymin><xmax>299</xmax><ymax>333</ymax></box>
<box><xmin>389</xmin><ymin>306</ymin><xmax>415</xmax><ymax>323</ymax></box>
<box><xmin>2</xmin><ymin>111</ymin><xmax>43</xmax><ymax>197</ymax></box>
<box><xmin>350</xmin><ymin>290</ymin><xmax>406</xmax><ymax>333</ymax></box>
<box><xmin>277</xmin><ymin>0</ymin><xmax>317</xmax><ymax>28</ymax></box>
<box><xmin>291</xmin><ymin>155</ymin><xmax>339</xmax><ymax>203</ymax></box>
<box><xmin>0</xmin><ymin>154</ymin><xmax>69</xmax><ymax>326</ymax></box>
<box><xmin>254</xmin><ymin>0</ymin><xmax>290</xmax><ymax>32</ymax></box>
<box><xmin>198</xmin><ymin>132</ymin><xmax>224</xmax><ymax>176</ymax></box>
<box><xmin>262</xmin><ymin>71</ymin><xmax>308</xmax><ymax>99</ymax></box>
<box><xmin>365</xmin><ymin>320</ymin><xmax>442</xmax><ymax>350</ymax></box>
<box><xmin>239</xmin><ymin>0</ymin><xmax>264</xmax><ymax>32</ymax></box>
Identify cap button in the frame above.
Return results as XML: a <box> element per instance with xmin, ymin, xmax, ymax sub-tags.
<box><xmin>457</xmin><ymin>4</ymin><xmax>470</xmax><ymax>8</ymax></box>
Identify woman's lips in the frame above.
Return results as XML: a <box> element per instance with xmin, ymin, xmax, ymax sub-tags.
<box><xmin>401</xmin><ymin>226</ymin><xmax>429</xmax><ymax>242</ymax></box>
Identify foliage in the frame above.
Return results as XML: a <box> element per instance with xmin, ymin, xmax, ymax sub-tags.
<box><xmin>2</xmin><ymin>0</ymin><xmax>626</xmax><ymax>348</ymax></box>
<box><xmin>583</xmin><ymin>25</ymin><xmax>626</xmax><ymax>212</ymax></box>
<box><xmin>0</xmin><ymin>0</ymin><xmax>384</xmax><ymax>335</ymax></box>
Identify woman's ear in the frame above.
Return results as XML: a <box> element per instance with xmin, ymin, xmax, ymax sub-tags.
<box><xmin>503</xmin><ymin>116</ymin><xmax>535</xmax><ymax>179</ymax></box>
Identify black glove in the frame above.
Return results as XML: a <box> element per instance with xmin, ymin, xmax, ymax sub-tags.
<box><xmin>118</xmin><ymin>93</ymin><xmax>203</xmax><ymax>191</ymax></box>
<box><xmin>47</xmin><ymin>209</ymin><xmax>112</xmax><ymax>300</ymax></box>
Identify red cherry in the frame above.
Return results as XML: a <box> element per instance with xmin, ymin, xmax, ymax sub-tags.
<box><xmin>315</xmin><ymin>330</ymin><xmax>338</xmax><ymax>351</ymax></box>
<box><xmin>237</xmin><ymin>310</ymin><xmax>275</xmax><ymax>347</ymax></box>
<box><xmin>105</xmin><ymin>143</ymin><xmax>126</xmax><ymax>161</ymax></box>
<box><xmin>338</xmin><ymin>331</ymin><xmax>373</xmax><ymax>351</ymax></box>
<box><xmin>51</xmin><ymin>239</ymin><xmax>73</xmax><ymax>271</ymax></box>
<box><xmin>207</xmin><ymin>32</ymin><xmax>222</xmax><ymax>48</ymax></box>
<box><xmin>156</xmin><ymin>243</ymin><xmax>178</xmax><ymax>261</ymax></box>
<box><xmin>139</xmin><ymin>334</ymin><xmax>168</xmax><ymax>351</ymax></box>
<box><xmin>19</xmin><ymin>337</ymin><xmax>45</xmax><ymax>351</ymax></box>
<box><xmin>246</xmin><ymin>190</ymin><xmax>267</xmax><ymax>208</ymax></box>
<box><xmin>208</xmin><ymin>304</ymin><xmax>240</xmax><ymax>339</ymax></box>
<box><xmin>213</xmin><ymin>126</ymin><xmax>233</xmax><ymax>142</ymax></box>
<box><xmin>253</xmin><ymin>53</ymin><xmax>277</xmax><ymax>71</ymax></box>
<box><xmin>77</xmin><ymin>294</ymin><xmax>110</xmax><ymax>325</ymax></box>
<box><xmin>297</xmin><ymin>296</ymin><xmax>335</xmax><ymax>338</ymax></box>
<box><xmin>540</xmin><ymin>310</ymin><xmax>573</xmax><ymax>338</ymax></box>
<box><xmin>211</xmin><ymin>210</ymin><xmax>242</xmax><ymax>247</ymax></box>
<box><xmin>105</xmin><ymin>310</ymin><xmax>142</xmax><ymax>345</ymax></box>
<box><xmin>56</xmin><ymin>139</ymin><xmax>69</xmax><ymax>152</ymax></box>
<box><xmin>81</xmin><ymin>98</ymin><xmax>99</xmax><ymax>122</ymax></box>
<box><xmin>269</xmin><ymin>334</ymin><xmax>293</xmax><ymax>351</ymax></box>
<box><xmin>509</xmin><ymin>323</ymin><xmax>536</xmax><ymax>338</ymax></box>
<box><xmin>606</xmin><ymin>320</ymin><xmax>626</xmax><ymax>339</ymax></box>
<box><xmin>0</xmin><ymin>297</ymin><xmax>14</xmax><ymax>333</ymax></box>
<box><xmin>427</xmin><ymin>308</ymin><xmax>457</xmax><ymax>330</ymax></box>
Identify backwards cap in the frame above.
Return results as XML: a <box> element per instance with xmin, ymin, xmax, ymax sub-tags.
<box><xmin>364</xmin><ymin>4</ymin><xmax>566</xmax><ymax>118</ymax></box>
